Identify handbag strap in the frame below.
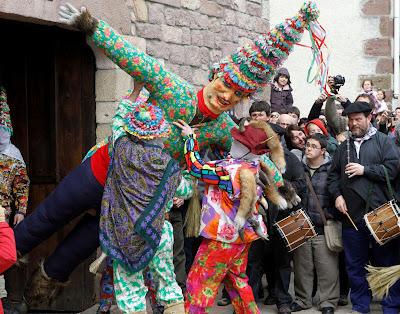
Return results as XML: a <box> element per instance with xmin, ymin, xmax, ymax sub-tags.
<box><xmin>305</xmin><ymin>173</ymin><xmax>327</xmax><ymax>225</ymax></box>
<box><xmin>381</xmin><ymin>165</ymin><xmax>394</xmax><ymax>199</ymax></box>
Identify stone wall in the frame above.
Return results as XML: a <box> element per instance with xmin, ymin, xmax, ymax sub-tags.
<box><xmin>0</xmin><ymin>0</ymin><xmax>270</xmax><ymax>139</ymax></box>
<box><xmin>130</xmin><ymin>0</ymin><xmax>270</xmax><ymax>118</ymax></box>
<box><xmin>361</xmin><ymin>0</ymin><xmax>394</xmax><ymax>107</ymax></box>
<box><xmin>270</xmin><ymin>1</ymin><xmax>394</xmax><ymax>116</ymax></box>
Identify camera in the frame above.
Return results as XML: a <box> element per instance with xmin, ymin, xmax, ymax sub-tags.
<box><xmin>330</xmin><ymin>75</ymin><xmax>345</xmax><ymax>94</ymax></box>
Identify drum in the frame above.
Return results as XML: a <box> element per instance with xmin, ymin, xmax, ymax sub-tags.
<box><xmin>364</xmin><ymin>200</ymin><xmax>400</xmax><ymax>246</ymax></box>
<box><xmin>275</xmin><ymin>209</ymin><xmax>317</xmax><ymax>252</ymax></box>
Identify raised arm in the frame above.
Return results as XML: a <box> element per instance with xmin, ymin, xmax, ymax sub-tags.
<box><xmin>59</xmin><ymin>4</ymin><xmax>176</xmax><ymax>91</ymax></box>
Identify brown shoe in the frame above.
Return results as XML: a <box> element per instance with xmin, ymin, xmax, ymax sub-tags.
<box><xmin>24</xmin><ymin>261</ymin><xmax>69</xmax><ymax>307</ymax></box>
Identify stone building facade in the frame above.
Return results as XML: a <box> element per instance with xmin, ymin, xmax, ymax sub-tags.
<box><xmin>361</xmin><ymin>0</ymin><xmax>394</xmax><ymax>107</ymax></box>
<box><xmin>0</xmin><ymin>0</ymin><xmax>270</xmax><ymax>142</ymax></box>
<box><xmin>270</xmin><ymin>0</ymin><xmax>397</xmax><ymax>115</ymax></box>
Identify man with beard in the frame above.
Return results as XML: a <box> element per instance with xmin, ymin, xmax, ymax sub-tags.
<box><xmin>327</xmin><ymin>101</ymin><xmax>400</xmax><ymax>314</ymax></box>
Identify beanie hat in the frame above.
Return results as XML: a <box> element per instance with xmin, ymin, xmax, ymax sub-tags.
<box><xmin>304</xmin><ymin>118</ymin><xmax>328</xmax><ymax>136</ymax></box>
<box><xmin>124</xmin><ymin>101</ymin><xmax>170</xmax><ymax>140</ymax></box>
<box><xmin>209</xmin><ymin>1</ymin><xmax>319</xmax><ymax>93</ymax></box>
<box><xmin>0</xmin><ymin>86</ymin><xmax>13</xmax><ymax>136</ymax></box>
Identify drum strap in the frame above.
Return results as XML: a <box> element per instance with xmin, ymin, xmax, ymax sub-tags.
<box><xmin>305</xmin><ymin>174</ymin><xmax>327</xmax><ymax>225</ymax></box>
<box><xmin>381</xmin><ymin>165</ymin><xmax>394</xmax><ymax>199</ymax></box>
<box><xmin>365</xmin><ymin>166</ymin><xmax>394</xmax><ymax>213</ymax></box>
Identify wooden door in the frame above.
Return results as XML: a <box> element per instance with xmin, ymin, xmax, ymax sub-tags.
<box><xmin>0</xmin><ymin>18</ymin><xmax>96</xmax><ymax>311</ymax></box>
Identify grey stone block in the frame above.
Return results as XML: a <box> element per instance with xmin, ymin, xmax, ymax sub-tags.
<box><xmin>162</xmin><ymin>25</ymin><xmax>183</xmax><ymax>44</ymax></box>
<box><xmin>136</xmin><ymin>22</ymin><xmax>162</xmax><ymax>39</ymax></box>
<box><xmin>148</xmin><ymin>3</ymin><xmax>165</xmax><ymax>24</ymax></box>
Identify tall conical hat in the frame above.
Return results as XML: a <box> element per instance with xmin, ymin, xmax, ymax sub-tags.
<box><xmin>209</xmin><ymin>1</ymin><xmax>320</xmax><ymax>93</ymax></box>
<box><xmin>0</xmin><ymin>86</ymin><xmax>13</xmax><ymax>136</ymax></box>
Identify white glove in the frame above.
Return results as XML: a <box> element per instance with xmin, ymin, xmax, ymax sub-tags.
<box><xmin>59</xmin><ymin>3</ymin><xmax>85</xmax><ymax>25</ymax></box>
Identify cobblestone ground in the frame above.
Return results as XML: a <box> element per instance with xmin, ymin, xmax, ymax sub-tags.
<box><xmin>81</xmin><ymin>286</ymin><xmax>383</xmax><ymax>314</ymax></box>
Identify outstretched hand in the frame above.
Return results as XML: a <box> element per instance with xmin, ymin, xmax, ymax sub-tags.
<box><xmin>59</xmin><ymin>3</ymin><xmax>85</xmax><ymax>25</ymax></box>
<box><xmin>173</xmin><ymin>120</ymin><xmax>195</xmax><ymax>137</ymax></box>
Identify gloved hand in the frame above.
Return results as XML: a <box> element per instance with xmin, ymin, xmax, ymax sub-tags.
<box><xmin>59</xmin><ymin>3</ymin><xmax>83</xmax><ymax>25</ymax></box>
<box><xmin>59</xmin><ymin>3</ymin><xmax>98</xmax><ymax>35</ymax></box>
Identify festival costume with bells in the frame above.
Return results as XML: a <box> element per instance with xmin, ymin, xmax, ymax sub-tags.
<box><xmin>14</xmin><ymin>1</ymin><xmax>320</xmax><ymax>306</ymax></box>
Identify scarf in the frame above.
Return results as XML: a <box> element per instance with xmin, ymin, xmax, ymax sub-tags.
<box><xmin>100</xmin><ymin>137</ymin><xmax>181</xmax><ymax>272</ymax></box>
<box><xmin>351</xmin><ymin>124</ymin><xmax>377</xmax><ymax>158</ymax></box>
<box><xmin>197</xmin><ymin>89</ymin><xmax>219</xmax><ymax>119</ymax></box>
<box><xmin>0</xmin><ymin>128</ymin><xmax>24</xmax><ymax>163</ymax></box>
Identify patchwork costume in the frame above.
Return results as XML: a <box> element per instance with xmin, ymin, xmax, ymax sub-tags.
<box><xmin>15</xmin><ymin>0</ymin><xmax>320</xmax><ymax>305</ymax></box>
<box><xmin>183</xmin><ymin>128</ymin><xmax>275</xmax><ymax>314</ymax></box>
<box><xmin>0</xmin><ymin>87</ymin><xmax>29</xmax><ymax>223</ymax></box>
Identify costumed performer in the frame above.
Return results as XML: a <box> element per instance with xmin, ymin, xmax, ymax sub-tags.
<box><xmin>14</xmin><ymin>0</ymin><xmax>320</xmax><ymax>306</ymax></box>
<box><xmin>0</xmin><ymin>86</ymin><xmax>29</xmax><ymax>310</ymax></box>
<box><xmin>99</xmin><ymin>101</ymin><xmax>192</xmax><ymax>314</ymax></box>
<box><xmin>174</xmin><ymin>119</ymin><xmax>285</xmax><ymax>313</ymax></box>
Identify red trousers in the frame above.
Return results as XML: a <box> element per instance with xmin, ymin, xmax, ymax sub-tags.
<box><xmin>185</xmin><ymin>238</ymin><xmax>259</xmax><ymax>314</ymax></box>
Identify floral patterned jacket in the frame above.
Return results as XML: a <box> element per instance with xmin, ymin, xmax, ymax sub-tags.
<box><xmin>184</xmin><ymin>134</ymin><xmax>267</xmax><ymax>244</ymax></box>
<box><xmin>0</xmin><ymin>154</ymin><xmax>29</xmax><ymax>220</ymax></box>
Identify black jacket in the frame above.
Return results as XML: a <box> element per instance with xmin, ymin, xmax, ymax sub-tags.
<box><xmin>327</xmin><ymin>131</ymin><xmax>400</xmax><ymax>227</ymax></box>
<box><xmin>303</xmin><ymin>158</ymin><xmax>335</xmax><ymax>234</ymax></box>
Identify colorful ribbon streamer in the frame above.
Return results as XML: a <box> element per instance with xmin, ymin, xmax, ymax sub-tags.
<box><xmin>295</xmin><ymin>21</ymin><xmax>332</xmax><ymax>95</ymax></box>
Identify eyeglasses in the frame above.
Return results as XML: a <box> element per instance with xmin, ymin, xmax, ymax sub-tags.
<box><xmin>271</xmin><ymin>114</ymin><xmax>279</xmax><ymax>118</ymax></box>
<box><xmin>305</xmin><ymin>143</ymin><xmax>322</xmax><ymax>150</ymax></box>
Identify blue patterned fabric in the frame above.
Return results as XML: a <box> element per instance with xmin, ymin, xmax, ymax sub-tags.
<box><xmin>100</xmin><ymin>136</ymin><xmax>181</xmax><ymax>272</ymax></box>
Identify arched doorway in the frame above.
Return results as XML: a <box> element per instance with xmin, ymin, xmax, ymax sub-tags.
<box><xmin>0</xmin><ymin>18</ymin><xmax>97</xmax><ymax>311</ymax></box>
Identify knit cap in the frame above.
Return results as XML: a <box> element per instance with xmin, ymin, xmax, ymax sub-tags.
<box><xmin>305</xmin><ymin>118</ymin><xmax>328</xmax><ymax>136</ymax></box>
<box><xmin>124</xmin><ymin>101</ymin><xmax>170</xmax><ymax>140</ymax></box>
<box><xmin>209</xmin><ymin>1</ymin><xmax>320</xmax><ymax>93</ymax></box>
<box><xmin>0</xmin><ymin>86</ymin><xmax>13</xmax><ymax>136</ymax></box>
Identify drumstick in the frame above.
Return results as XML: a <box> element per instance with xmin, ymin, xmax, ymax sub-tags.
<box><xmin>345</xmin><ymin>211</ymin><xmax>358</xmax><ymax>231</ymax></box>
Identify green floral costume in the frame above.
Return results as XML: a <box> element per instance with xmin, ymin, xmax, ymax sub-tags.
<box><xmin>90</xmin><ymin>20</ymin><xmax>236</xmax><ymax>163</ymax></box>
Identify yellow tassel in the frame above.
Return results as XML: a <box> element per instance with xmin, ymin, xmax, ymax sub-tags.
<box><xmin>89</xmin><ymin>252</ymin><xmax>107</xmax><ymax>275</ymax></box>
<box><xmin>366</xmin><ymin>264</ymin><xmax>400</xmax><ymax>298</ymax></box>
<box><xmin>184</xmin><ymin>183</ymin><xmax>201</xmax><ymax>238</ymax></box>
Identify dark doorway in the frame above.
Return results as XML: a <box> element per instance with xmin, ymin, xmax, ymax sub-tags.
<box><xmin>0</xmin><ymin>18</ymin><xmax>96</xmax><ymax>311</ymax></box>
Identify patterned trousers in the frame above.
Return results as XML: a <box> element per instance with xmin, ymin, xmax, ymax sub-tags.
<box><xmin>185</xmin><ymin>238</ymin><xmax>260</xmax><ymax>314</ymax></box>
<box><xmin>113</xmin><ymin>221</ymin><xmax>184</xmax><ymax>313</ymax></box>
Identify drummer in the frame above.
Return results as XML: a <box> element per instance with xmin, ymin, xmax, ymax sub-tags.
<box><xmin>327</xmin><ymin>101</ymin><xmax>400</xmax><ymax>314</ymax></box>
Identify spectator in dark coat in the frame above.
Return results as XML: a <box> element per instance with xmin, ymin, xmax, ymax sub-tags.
<box><xmin>327</xmin><ymin>101</ymin><xmax>400</xmax><ymax>314</ymax></box>
<box><xmin>291</xmin><ymin>134</ymin><xmax>339</xmax><ymax>314</ymax></box>
<box><xmin>270</xmin><ymin>68</ymin><xmax>294</xmax><ymax>113</ymax></box>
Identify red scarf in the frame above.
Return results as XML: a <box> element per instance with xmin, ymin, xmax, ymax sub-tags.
<box><xmin>197</xmin><ymin>89</ymin><xmax>219</xmax><ymax>119</ymax></box>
